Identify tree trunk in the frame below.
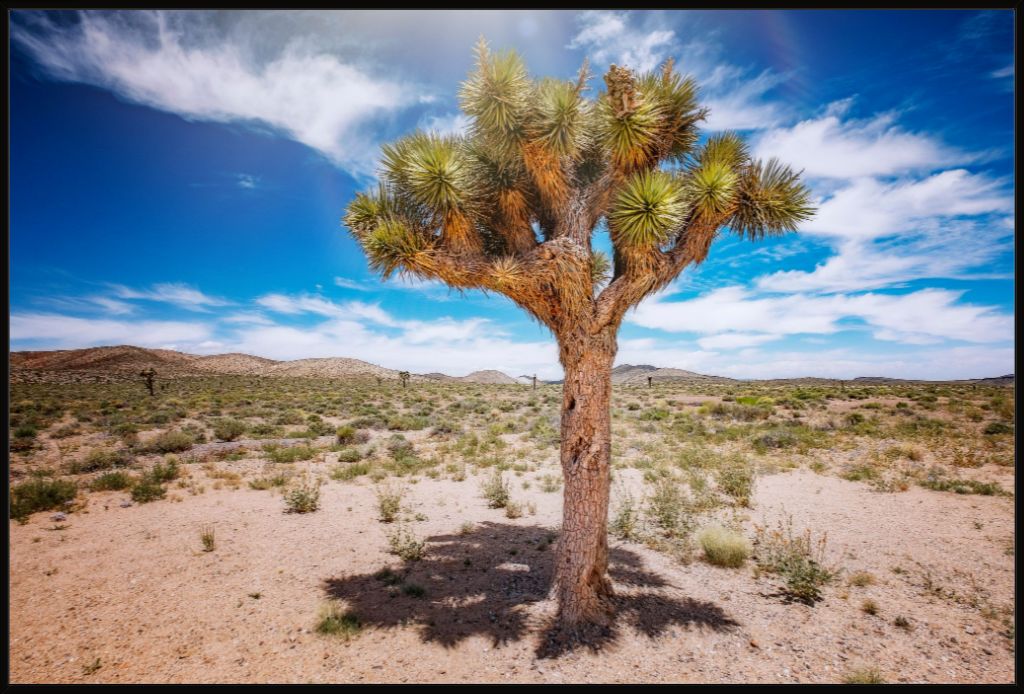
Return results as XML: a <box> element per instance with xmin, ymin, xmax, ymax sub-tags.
<box><xmin>553</xmin><ymin>328</ymin><xmax>617</xmax><ymax>628</ymax></box>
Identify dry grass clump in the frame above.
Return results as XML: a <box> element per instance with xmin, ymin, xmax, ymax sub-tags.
<box><xmin>697</xmin><ymin>525</ymin><xmax>751</xmax><ymax>568</ymax></box>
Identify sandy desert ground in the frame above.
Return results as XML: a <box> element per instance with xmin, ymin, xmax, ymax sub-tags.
<box><xmin>8</xmin><ymin>372</ymin><xmax>1016</xmax><ymax>683</ymax></box>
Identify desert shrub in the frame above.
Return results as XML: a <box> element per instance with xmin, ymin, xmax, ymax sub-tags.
<box><xmin>753</xmin><ymin>514</ymin><xmax>834</xmax><ymax>604</ymax></box>
<box><xmin>316</xmin><ymin>602</ymin><xmax>362</xmax><ymax>638</ymax></box>
<box><xmin>386</xmin><ymin>434</ymin><xmax>416</xmax><ymax>460</ymax></box>
<box><xmin>610</xmin><ymin>491</ymin><xmax>642</xmax><ymax>541</ymax></box>
<box><xmin>332</xmin><ymin>462</ymin><xmax>371</xmax><ymax>481</ymax></box>
<box><xmin>919</xmin><ymin>470</ymin><xmax>1005</xmax><ymax>496</ymax></box>
<box><xmin>130</xmin><ymin>476</ymin><xmax>167</xmax><ymax>503</ymax></box>
<box><xmin>716</xmin><ymin>455</ymin><xmax>756</xmax><ymax>507</ymax></box>
<box><xmin>69</xmin><ymin>447</ymin><xmax>134</xmax><ymax>474</ymax></box>
<box><xmin>984</xmin><ymin>421</ymin><xmax>1013</xmax><ymax>435</ymax></box>
<box><xmin>335</xmin><ymin>425</ymin><xmax>357</xmax><ymax>445</ymax></box>
<box><xmin>213</xmin><ymin>418</ymin><xmax>247</xmax><ymax>442</ymax></box>
<box><xmin>386</xmin><ymin>524</ymin><xmax>426</xmax><ymax>561</ymax></box>
<box><xmin>842</xmin><ymin>667</ymin><xmax>885</xmax><ymax>684</ymax></box>
<box><xmin>480</xmin><ymin>469</ymin><xmax>511</xmax><ymax>509</ymax></box>
<box><xmin>386</xmin><ymin>415</ymin><xmax>429</xmax><ymax>431</ymax></box>
<box><xmin>266</xmin><ymin>444</ymin><xmax>317</xmax><ymax>463</ymax></box>
<box><xmin>248</xmin><ymin>473</ymin><xmax>289</xmax><ymax>490</ymax></box>
<box><xmin>51</xmin><ymin>423</ymin><xmax>82</xmax><ymax>439</ymax></box>
<box><xmin>10</xmin><ymin>478</ymin><xmax>77</xmax><ymax>520</ymax></box>
<box><xmin>284</xmin><ymin>477</ymin><xmax>322</xmax><ymax>513</ymax></box>
<box><xmin>149</xmin><ymin>458</ymin><xmax>180</xmax><ymax>482</ymax></box>
<box><xmin>539</xmin><ymin>474</ymin><xmax>562</xmax><ymax>493</ymax></box>
<box><xmin>336</xmin><ymin>447</ymin><xmax>363</xmax><ymax>463</ymax></box>
<box><xmin>698</xmin><ymin>525</ymin><xmax>751</xmax><ymax>568</ymax></box>
<box><xmin>90</xmin><ymin>471</ymin><xmax>133</xmax><ymax>491</ymax></box>
<box><xmin>375</xmin><ymin>481</ymin><xmax>405</xmax><ymax>522</ymax></box>
<box><xmin>639</xmin><ymin>407</ymin><xmax>670</xmax><ymax>421</ymax></box>
<box><xmin>847</xmin><ymin>571</ymin><xmax>876</xmax><ymax>587</ymax></box>
<box><xmin>646</xmin><ymin>478</ymin><xmax>689</xmax><ymax>537</ymax></box>
<box><xmin>142</xmin><ymin>430</ymin><xmax>194</xmax><ymax>454</ymax></box>
<box><xmin>200</xmin><ymin>525</ymin><xmax>216</xmax><ymax>552</ymax></box>
<box><xmin>504</xmin><ymin>499</ymin><xmax>524</xmax><ymax>519</ymax></box>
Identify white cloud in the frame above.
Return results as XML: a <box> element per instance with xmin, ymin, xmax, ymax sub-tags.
<box><xmin>418</xmin><ymin>112</ymin><xmax>471</xmax><ymax>137</ymax></box>
<box><xmin>568</xmin><ymin>11</ymin><xmax>790</xmax><ymax>133</ymax></box>
<box><xmin>697</xmin><ymin>332</ymin><xmax>782</xmax><ymax>350</ymax></box>
<box><xmin>13</xmin><ymin>10</ymin><xmax>427</xmax><ymax>176</ymax></box>
<box><xmin>109</xmin><ymin>282</ymin><xmax>230</xmax><ymax>311</ymax></box>
<box><xmin>616</xmin><ymin>339</ymin><xmax>1013</xmax><ymax>381</ymax></box>
<box><xmin>237</xmin><ymin>173</ymin><xmax>259</xmax><ymax>189</ymax></box>
<box><xmin>10</xmin><ymin>312</ymin><xmax>211</xmax><ymax>348</ymax></box>
<box><xmin>333</xmin><ymin>276</ymin><xmax>371</xmax><ymax>291</ymax></box>
<box><xmin>753</xmin><ymin>107</ymin><xmax>966</xmax><ymax>179</ymax></box>
<box><xmin>756</xmin><ymin>225</ymin><xmax>1013</xmax><ymax>293</ymax></box>
<box><xmin>803</xmin><ymin>169</ymin><xmax>1011</xmax><ymax>239</ymax></box>
<box><xmin>568</xmin><ymin>10</ymin><xmax>674</xmax><ymax>73</ymax></box>
<box><xmin>701</xmin><ymin>68</ymin><xmax>787</xmax><ymax>131</ymax></box>
<box><xmin>629</xmin><ymin>286</ymin><xmax>1013</xmax><ymax>345</ymax></box>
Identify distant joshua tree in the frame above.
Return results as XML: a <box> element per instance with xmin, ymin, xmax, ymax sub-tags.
<box><xmin>343</xmin><ymin>40</ymin><xmax>812</xmax><ymax>632</ymax></box>
<box><xmin>532</xmin><ymin>374</ymin><xmax>538</xmax><ymax>390</ymax></box>
<box><xmin>140</xmin><ymin>368</ymin><xmax>157</xmax><ymax>396</ymax></box>
<box><xmin>398</xmin><ymin>370</ymin><xmax>411</xmax><ymax>388</ymax></box>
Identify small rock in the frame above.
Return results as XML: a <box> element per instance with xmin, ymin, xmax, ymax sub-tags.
<box><xmin>51</xmin><ymin>512</ymin><xmax>67</xmax><ymax>521</ymax></box>
<box><xmin>965</xmin><ymin>625</ymin><xmax>976</xmax><ymax>635</ymax></box>
<box><xmin>120</xmin><ymin>501</ymin><xmax>133</xmax><ymax>508</ymax></box>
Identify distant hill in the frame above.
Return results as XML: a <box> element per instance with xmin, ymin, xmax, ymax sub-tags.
<box><xmin>459</xmin><ymin>370</ymin><xmax>518</xmax><ymax>385</ymax></box>
<box><xmin>7</xmin><ymin>346</ymin><xmax>1013</xmax><ymax>387</ymax></box>
<box><xmin>611</xmin><ymin>364</ymin><xmax>736</xmax><ymax>385</ymax></box>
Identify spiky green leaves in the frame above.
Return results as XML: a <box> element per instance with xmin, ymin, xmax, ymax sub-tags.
<box><xmin>381</xmin><ymin>132</ymin><xmax>469</xmax><ymax>214</ymax></box>
<box><xmin>591</xmin><ymin>251</ymin><xmax>611</xmax><ymax>286</ymax></box>
<box><xmin>597</xmin><ymin>88</ymin><xmax>661</xmax><ymax>172</ymax></box>
<box><xmin>362</xmin><ymin>218</ymin><xmax>430</xmax><ymax>277</ymax></box>
<box><xmin>531</xmin><ymin>78</ymin><xmax>588</xmax><ymax>159</ymax></box>
<box><xmin>639</xmin><ymin>65</ymin><xmax>705</xmax><ymax>160</ymax></box>
<box><xmin>608</xmin><ymin>170</ymin><xmax>686</xmax><ymax>248</ymax></box>
<box><xmin>730</xmin><ymin>158</ymin><xmax>813</xmax><ymax>239</ymax></box>
<box><xmin>459</xmin><ymin>39</ymin><xmax>531</xmax><ymax>143</ymax></box>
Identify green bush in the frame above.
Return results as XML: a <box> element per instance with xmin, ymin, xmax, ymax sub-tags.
<box><xmin>335</xmin><ymin>425</ymin><xmax>357</xmax><ymax>445</ymax></box>
<box><xmin>315</xmin><ymin>603</ymin><xmax>362</xmax><ymax>638</ymax></box>
<box><xmin>69</xmin><ymin>447</ymin><xmax>134</xmax><ymax>474</ymax></box>
<box><xmin>716</xmin><ymin>455</ymin><xmax>756</xmax><ymax>507</ymax></box>
<box><xmin>149</xmin><ymin>458</ymin><xmax>180</xmax><ymax>483</ymax></box>
<box><xmin>332</xmin><ymin>462</ymin><xmax>371</xmax><ymax>481</ymax></box>
<box><xmin>142</xmin><ymin>430</ymin><xmax>194</xmax><ymax>454</ymax></box>
<box><xmin>375</xmin><ymin>481</ymin><xmax>405</xmax><ymax>522</ymax></box>
<box><xmin>284</xmin><ymin>477</ymin><xmax>321</xmax><ymax>513</ymax></box>
<box><xmin>10</xmin><ymin>478</ymin><xmax>78</xmax><ymax>520</ymax></box>
<box><xmin>266</xmin><ymin>444</ymin><xmax>317</xmax><ymax>463</ymax></box>
<box><xmin>480</xmin><ymin>469</ymin><xmax>511</xmax><ymax>509</ymax></box>
<box><xmin>213</xmin><ymin>418</ymin><xmax>248</xmax><ymax>442</ymax></box>
<box><xmin>90</xmin><ymin>471</ymin><xmax>134</xmax><ymax>491</ymax></box>
<box><xmin>984</xmin><ymin>421</ymin><xmax>1013</xmax><ymax>435</ymax></box>
<box><xmin>130</xmin><ymin>477</ymin><xmax>167</xmax><ymax>503</ymax></box>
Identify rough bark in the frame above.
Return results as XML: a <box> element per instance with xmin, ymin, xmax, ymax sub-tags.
<box><xmin>553</xmin><ymin>327</ymin><xmax>617</xmax><ymax>628</ymax></box>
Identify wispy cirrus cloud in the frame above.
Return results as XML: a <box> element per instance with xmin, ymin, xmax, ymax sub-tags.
<box><xmin>567</xmin><ymin>10</ymin><xmax>788</xmax><ymax>131</ymax></box>
<box><xmin>10</xmin><ymin>312</ymin><xmax>212</xmax><ymax>349</ymax></box>
<box><xmin>12</xmin><ymin>10</ymin><xmax>429</xmax><ymax>176</ymax></box>
<box><xmin>629</xmin><ymin>286</ymin><xmax>1013</xmax><ymax>346</ymax></box>
<box><xmin>753</xmin><ymin>103</ymin><xmax>971</xmax><ymax>179</ymax></box>
<box><xmin>109</xmin><ymin>282</ymin><xmax>231</xmax><ymax>311</ymax></box>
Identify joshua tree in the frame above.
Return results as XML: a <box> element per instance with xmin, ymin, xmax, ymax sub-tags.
<box><xmin>398</xmin><ymin>370</ymin><xmax>411</xmax><ymax>388</ymax></box>
<box><xmin>647</xmin><ymin>375</ymin><xmax>653</xmax><ymax>389</ymax></box>
<box><xmin>140</xmin><ymin>368</ymin><xmax>156</xmax><ymax>396</ymax></box>
<box><xmin>343</xmin><ymin>40</ymin><xmax>812</xmax><ymax>631</ymax></box>
<box><xmin>532</xmin><ymin>374</ymin><xmax>538</xmax><ymax>390</ymax></box>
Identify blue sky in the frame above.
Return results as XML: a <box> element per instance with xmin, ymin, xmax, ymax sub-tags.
<box><xmin>9</xmin><ymin>9</ymin><xmax>1014</xmax><ymax>379</ymax></box>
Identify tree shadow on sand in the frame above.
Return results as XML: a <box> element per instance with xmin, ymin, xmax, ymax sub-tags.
<box><xmin>321</xmin><ymin>522</ymin><xmax>739</xmax><ymax>658</ymax></box>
